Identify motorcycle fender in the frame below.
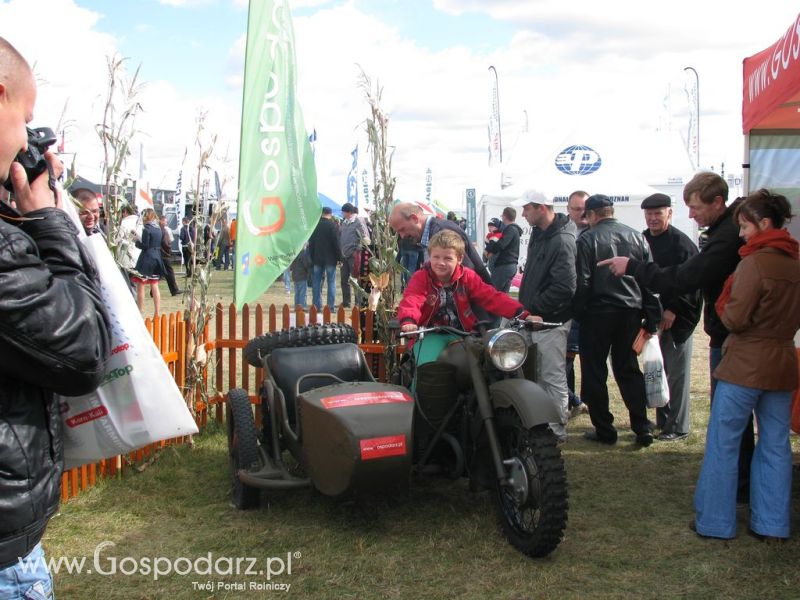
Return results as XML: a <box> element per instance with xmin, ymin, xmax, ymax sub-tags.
<box><xmin>489</xmin><ymin>379</ymin><xmax>561</xmax><ymax>428</ymax></box>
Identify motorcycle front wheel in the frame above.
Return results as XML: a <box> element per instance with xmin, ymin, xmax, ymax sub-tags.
<box><xmin>491</xmin><ymin>412</ymin><xmax>568</xmax><ymax>558</ymax></box>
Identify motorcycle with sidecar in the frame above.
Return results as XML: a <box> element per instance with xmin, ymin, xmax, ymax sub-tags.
<box><xmin>226</xmin><ymin>319</ymin><xmax>568</xmax><ymax>558</ymax></box>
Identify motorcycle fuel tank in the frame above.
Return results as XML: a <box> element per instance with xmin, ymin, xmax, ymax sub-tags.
<box><xmin>298</xmin><ymin>382</ymin><xmax>414</xmax><ymax>497</ymax></box>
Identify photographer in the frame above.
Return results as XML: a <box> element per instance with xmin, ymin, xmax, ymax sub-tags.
<box><xmin>0</xmin><ymin>37</ymin><xmax>111</xmax><ymax>597</ymax></box>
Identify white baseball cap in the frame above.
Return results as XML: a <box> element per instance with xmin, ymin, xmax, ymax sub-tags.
<box><xmin>515</xmin><ymin>189</ymin><xmax>554</xmax><ymax>207</ymax></box>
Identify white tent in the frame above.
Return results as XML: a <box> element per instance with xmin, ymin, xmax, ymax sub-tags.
<box><xmin>477</xmin><ymin>128</ymin><xmax>697</xmax><ymax>262</ymax></box>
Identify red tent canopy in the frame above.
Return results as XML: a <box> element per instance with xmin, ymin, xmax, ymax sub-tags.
<box><xmin>742</xmin><ymin>13</ymin><xmax>800</xmax><ymax>133</ymax></box>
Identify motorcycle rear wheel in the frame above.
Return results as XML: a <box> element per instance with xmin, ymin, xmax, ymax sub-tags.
<box><xmin>226</xmin><ymin>388</ymin><xmax>261</xmax><ymax>510</ymax></box>
<box><xmin>492</xmin><ymin>415</ymin><xmax>568</xmax><ymax>558</ymax></box>
<box><xmin>243</xmin><ymin>323</ymin><xmax>358</xmax><ymax>367</ymax></box>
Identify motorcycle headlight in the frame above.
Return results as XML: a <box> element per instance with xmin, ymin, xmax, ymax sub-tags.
<box><xmin>486</xmin><ymin>330</ymin><xmax>527</xmax><ymax>372</ymax></box>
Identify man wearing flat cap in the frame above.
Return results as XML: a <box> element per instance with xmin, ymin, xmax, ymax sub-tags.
<box><xmin>339</xmin><ymin>202</ymin><xmax>370</xmax><ymax>308</ymax></box>
<box><xmin>639</xmin><ymin>193</ymin><xmax>701</xmax><ymax>441</ymax></box>
<box><xmin>573</xmin><ymin>194</ymin><xmax>661</xmax><ymax>446</ymax></box>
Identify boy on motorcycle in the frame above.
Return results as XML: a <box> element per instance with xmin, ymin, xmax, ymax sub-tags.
<box><xmin>398</xmin><ymin>230</ymin><xmax>541</xmax><ymax>342</ymax></box>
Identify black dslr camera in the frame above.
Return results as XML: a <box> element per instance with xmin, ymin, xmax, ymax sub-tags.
<box><xmin>3</xmin><ymin>127</ymin><xmax>58</xmax><ymax>192</ymax></box>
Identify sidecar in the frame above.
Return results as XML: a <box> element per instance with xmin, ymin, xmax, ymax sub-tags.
<box><xmin>226</xmin><ymin>324</ymin><xmax>414</xmax><ymax>508</ymax></box>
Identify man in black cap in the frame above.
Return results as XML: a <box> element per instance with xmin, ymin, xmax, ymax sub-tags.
<box><xmin>573</xmin><ymin>194</ymin><xmax>661</xmax><ymax>446</ymax></box>
<box><xmin>639</xmin><ymin>193</ymin><xmax>701</xmax><ymax>441</ymax></box>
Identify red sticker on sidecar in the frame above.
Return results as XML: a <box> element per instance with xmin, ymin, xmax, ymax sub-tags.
<box><xmin>359</xmin><ymin>434</ymin><xmax>407</xmax><ymax>460</ymax></box>
<box><xmin>321</xmin><ymin>391</ymin><xmax>413</xmax><ymax>409</ymax></box>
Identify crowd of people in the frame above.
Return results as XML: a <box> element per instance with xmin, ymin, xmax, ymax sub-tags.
<box><xmin>390</xmin><ymin>174</ymin><xmax>800</xmax><ymax>544</ymax></box>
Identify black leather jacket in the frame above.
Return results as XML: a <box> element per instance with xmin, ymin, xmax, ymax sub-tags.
<box><xmin>573</xmin><ymin>217</ymin><xmax>661</xmax><ymax>331</ymax></box>
<box><xmin>0</xmin><ymin>207</ymin><xmax>111</xmax><ymax>568</ymax></box>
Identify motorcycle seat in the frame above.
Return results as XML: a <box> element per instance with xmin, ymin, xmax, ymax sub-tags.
<box><xmin>267</xmin><ymin>343</ymin><xmax>375</xmax><ymax>421</ymax></box>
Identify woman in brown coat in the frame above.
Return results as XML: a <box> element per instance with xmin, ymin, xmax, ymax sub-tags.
<box><xmin>693</xmin><ymin>190</ymin><xmax>800</xmax><ymax>541</ymax></box>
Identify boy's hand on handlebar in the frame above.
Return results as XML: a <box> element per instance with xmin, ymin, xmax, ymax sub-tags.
<box><xmin>401</xmin><ymin>324</ymin><xmax>418</xmax><ymax>333</ymax></box>
<box><xmin>524</xmin><ymin>315</ymin><xmax>543</xmax><ymax>330</ymax></box>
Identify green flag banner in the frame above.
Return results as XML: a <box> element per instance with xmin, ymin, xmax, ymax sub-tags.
<box><xmin>235</xmin><ymin>0</ymin><xmax>320</xmax><ymax>308</ymax></box>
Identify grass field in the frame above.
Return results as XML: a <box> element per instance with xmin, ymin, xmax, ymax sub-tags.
<box><xmin>44</xmin><ymin>267</ymin><xmax>800</xmax><ymax>599</ymax></box>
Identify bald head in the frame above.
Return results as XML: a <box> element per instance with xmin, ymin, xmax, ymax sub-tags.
<box><xmin>389</xmin><ymin>202</ymin><xmax>426</xmax><ymax>241</ymax></box>
<box><xmin>0</xmin><ymin>37</ymin><xmax>36</xmax><ymax>185</ymax></box>
<box><xmin>0</xmin><ymin>37</ymin><xmax>32</xmax><ymax>88</ymax></box>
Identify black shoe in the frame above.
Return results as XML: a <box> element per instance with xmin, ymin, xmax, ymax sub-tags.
<box><xmin>658</xmin><ymin>431</ymin><xmax>689</xmax><ymax>442</ymax></box>
<box><xmin>636</xmin><ymin>431</ymin><xmax>654</xmax><ymax>447</ymax></box>
<box><xmin>583</xmin><ymin>431</ymin><xmax>617</xmax><ymax>445</ymax></box>
<box><xmin>171</xmin><ymin>289</ymin><xmax>184</xmax><ymax>296</ymax></box>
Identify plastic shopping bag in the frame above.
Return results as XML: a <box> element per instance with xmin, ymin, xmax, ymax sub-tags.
<box><xmin>57</xmin><ymin>220</ymin><xmax>198</xmax><ymax>469</ymax></box>
<box><xmin>641</xmin><ymin>335</ymin><xmax>670</xmax><ymax>409</ymax></box>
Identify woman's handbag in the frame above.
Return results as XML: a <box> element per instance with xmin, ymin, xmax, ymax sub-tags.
<box><xmin>57</xmin><ymin>202</ymin><xmax>198</xmax><ymax>469</ymax></box>
<box><xmin>641</xmin><ymin>335</ymin><xmax>670</xmax><ymax>408</ymax></box>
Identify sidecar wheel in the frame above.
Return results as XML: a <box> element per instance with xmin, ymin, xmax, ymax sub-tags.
<box><xmin>492</xmin><ymin>417</ymin><xmax>568</xmax><ymax>558</ymax></box>
<box><xmin>227</xmin><ymin>388</ymin><xmax>261</xmax><ymax>510</ymax></box>
<box><xmin>244</xmin><ymin>323</ymin><xmax>358</xmax><ymax>367</ymax></box>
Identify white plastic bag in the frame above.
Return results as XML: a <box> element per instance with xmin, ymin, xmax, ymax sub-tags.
<box><xmin>57</xmin><ymin>202</ymin><xmax>198</xmax><ymax>469</ymax></box>
<box><xmin>641</xmin><ymin>335</ymin><xmax>670</xmax><ymax>409</ymax></box>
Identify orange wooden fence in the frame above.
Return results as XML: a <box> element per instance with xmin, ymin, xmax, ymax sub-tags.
<box><xmin>60</xmin><ymin>304</ymin><xmax>396</xmax><ymax>501</ymax></box>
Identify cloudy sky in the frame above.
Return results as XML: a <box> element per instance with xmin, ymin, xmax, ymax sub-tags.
<box><xmin>1</xmin><ymin>0</ymin><xmax>797</xmax><ymax>208</ymax></box>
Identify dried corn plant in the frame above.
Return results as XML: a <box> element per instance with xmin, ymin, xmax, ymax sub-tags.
<box><xmin>95</xmin><ymin>55</ymin><xmax>143</xmax><ymax>254</ymax></box>
<box><xmin>183</xmin><ymin>111</ymin><xmax>226</xmax><ymax>422</ymax></box>
<box><xmin>353</xmin><ymin>69</ymin><xmax>401</xmax><ymax>376</ymax></box>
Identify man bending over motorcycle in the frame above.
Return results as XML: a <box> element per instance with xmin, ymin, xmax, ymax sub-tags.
<box><xmin>398</xmin><ymin>230</ymin><xmax>541</xmax><ymax>344</ymax></box>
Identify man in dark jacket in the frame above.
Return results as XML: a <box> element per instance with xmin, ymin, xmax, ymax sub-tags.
<box><xmin>517</xmin><ymin>190</ymin><xmax>577</xmax><ymax>442</ymax></box>
<box><xmin>600</xmin><ymin>173</ymin><xmax>751</xmax><ymax>498</ymax></box>
<box><xmin>574</xmin><ymin>194</ymin><xmax>661</xmax><ymax>447</ymax></box>
<box><xmin>389</xmin><ymin>202</ymin><xmax>491</xmax><ymax>284</ymax></box>
<box><xmin>484</xmin><ymin>206</ymin><xmax>522</xmax><ymax>292</ymax></box>
<box><xmin>639</xmin><ymin>193</ymin><xmax>701</xmax><ymax>441</ymax></box>
<box><xmin>308</xmin><ymin>207</ymin><xmax>342</xmax><ymax>310</ymax></box>
<box><xmin>159</xmin><ymin>215</ymin><xmax>182</xmax><ymax>296</ymax></box>
<box><xmin>0</xmin><ymin>37</ymin><xmax>111</xmax><ymax>595</ymax></box>
<box><xmin>178</xmin><ymin>217</ymin><xmax>195</xmax><ymax>277</ymax></box>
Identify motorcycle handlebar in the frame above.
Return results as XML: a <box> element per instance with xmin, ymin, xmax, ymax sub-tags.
<box><xmin>399</xmin><ymin>319</ymin><xmax>563</xmax><ymax>338</ymax></box>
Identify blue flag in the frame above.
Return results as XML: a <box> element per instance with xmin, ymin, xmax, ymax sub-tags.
<box><xmin>346</xmin><ymin>144</ymin><xmax>358</xmax><ymax>208</ymax></box>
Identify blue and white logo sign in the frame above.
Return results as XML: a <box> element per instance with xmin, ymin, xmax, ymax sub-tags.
<box><xmin>554</xmin><ymin>145</ymin><xmax>602</xmax><ymax>175</ymax></box>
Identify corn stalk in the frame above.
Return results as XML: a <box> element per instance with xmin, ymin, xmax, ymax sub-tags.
<box><xmin>95</xmin><ymin>55</ymin><xmax>143</xmax><ymax>255</ymax></box>
<box><xmin>183</xmin><ymin>111</ymin><xmax>224</xmax><ymax>427</ymax></box>
<box><xmin>353</xmin><ymin>69</ymin><xmax>401</xmax><ymax>377</ymax></box>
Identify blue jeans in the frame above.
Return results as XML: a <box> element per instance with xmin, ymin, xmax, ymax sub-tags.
<box><xmin>282</xmin><ymin>269</ymin><xmax>291</xmax><ymax>293</ymax></box>
<box><xmin>312</xmin><ymin>264</ymin><xmax>336</xmax><ymax>310</ymax></box>
<box><xmin>293</xmin><ymin>280</ymin><xmax>308</xmax><ymax>309</ymax></box>
<box><xmin>0</xmin><ymin>543</ymin><xmax>54</xmax><ymax>599</ymax></box>
<box><xmin>694</xmin><ymin>380</ymin><xmax>793</xmax><ymax>539</ymax></box>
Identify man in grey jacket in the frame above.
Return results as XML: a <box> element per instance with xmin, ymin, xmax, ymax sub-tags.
<box><xmin>339</xmin><ymin>202</ymin><xmax>370</xmax><ymax>307</ymax></box>
<box><xmin>0</xmin><ymin>37</ymin><xmax>111</xmax><ymax>597</ymax></box>
<box><xmin>516</xmin><ymin>190</ymin><xmax>577</xmax><ymax>442</ymax></box>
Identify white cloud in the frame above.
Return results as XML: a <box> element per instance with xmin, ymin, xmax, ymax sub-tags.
<box><xmin>6</xmin><ymin>0</ymin><xmax>798</xmax><ymax>210</ymax></box>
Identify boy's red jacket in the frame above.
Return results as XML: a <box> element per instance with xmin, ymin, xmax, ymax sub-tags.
<box><xmin>398</xmin><ymin>263</ymin><xmax>528</xmax><ymax>332</ymax></box>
